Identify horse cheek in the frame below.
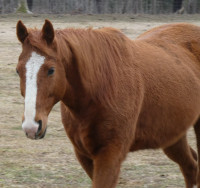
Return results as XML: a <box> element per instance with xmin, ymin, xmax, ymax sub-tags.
<box><xmin>54</xmin><ymin>70</ymin><xmax>67</xmax><ymax>100</ymax></box>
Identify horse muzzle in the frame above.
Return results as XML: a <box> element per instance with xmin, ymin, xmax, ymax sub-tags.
<box><xmin>22</xmin><ymin>119</ymin><xmax>47</xmax><ymax>140</ymax></box>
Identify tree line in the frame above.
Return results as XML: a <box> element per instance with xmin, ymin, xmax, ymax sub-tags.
<box><xmin>0</xmin><ymin>0</ymin><xmax>200</xmax><ymax>14</ymax></box>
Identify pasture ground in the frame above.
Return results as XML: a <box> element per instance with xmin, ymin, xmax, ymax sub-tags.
<box><xmin>0</xmin><ymin>14</ymin><xmax>200</xmax><ymax>188</ymax></box>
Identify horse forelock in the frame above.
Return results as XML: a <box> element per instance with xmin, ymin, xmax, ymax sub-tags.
<box><xmin>25</xmin><ymin>29</ymin><xmax>57</xmax><ymax>59</ymax></box>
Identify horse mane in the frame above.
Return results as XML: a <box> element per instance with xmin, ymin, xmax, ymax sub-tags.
<box><xmin>57</xmin><ymin>28</ymin><xmax>134</xmax><ymax>112</ymax></box>
<box><xmin>27</xmin><ymin>27</ymin><xmax>134</xmax><ymax>113</ymax></box>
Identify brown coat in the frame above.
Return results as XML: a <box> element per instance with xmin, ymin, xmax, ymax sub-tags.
<box><xmin>17</xmin><ymin>21</ymin><xmax>200</xmax><ymax>188</ymax></box>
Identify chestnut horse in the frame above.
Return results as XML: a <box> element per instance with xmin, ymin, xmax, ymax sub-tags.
<box><xmin>16</xmin><ymin>20</ymin><xmax>200</xmax><ymax>188</ymax></box>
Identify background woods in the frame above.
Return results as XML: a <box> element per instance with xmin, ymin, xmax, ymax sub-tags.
<box><xmin>0</xmin><ymin>0</ymin><xmax>200</xmax><ymax>14</ymax></box>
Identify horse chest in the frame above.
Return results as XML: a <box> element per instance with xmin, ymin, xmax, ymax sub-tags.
<box><xmin>66</xmin><ymin>124</ymin><xmax>90</xmax><ymax>154</ymax></box>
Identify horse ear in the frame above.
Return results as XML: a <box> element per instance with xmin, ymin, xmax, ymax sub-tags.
<box><xmin>16</xmin><ymin>20</ymin><xmax>28</xmax><ymax>43</ymax></box>
<box><xmin>42</xmin><ymin>19</ymin><xmax>54</xmax><ymax>45</ymax></box>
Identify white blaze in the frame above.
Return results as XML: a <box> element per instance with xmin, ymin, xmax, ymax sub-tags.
<box><xmin>22</xmin><ymin>52</ymin><xmax>45</xmax><ymax>132</ymax></box>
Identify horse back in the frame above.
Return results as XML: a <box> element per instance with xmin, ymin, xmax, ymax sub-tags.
<box><xmin>131</xmin><ymin>24</ymin><xmax>200</xmax><ymax>150</ymax></box>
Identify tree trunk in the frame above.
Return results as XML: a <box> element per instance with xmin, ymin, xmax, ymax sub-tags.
<box><xmin>17</xmin><ymin>0</ymin><xmax>31</xmax><ymax>13</ymax></box>
<box><xmin>173</xmin><ymin>0</ymin><xmax>183</xmax><ymax>13</ymax></box>
<box><xmin>152</xmin><ymin>0</ymin><xmax>157</xmax><ymax>14</ymax></box>
<box><xmin>27</xmin><ymin>0</ymin><xmax>33</xmax><ymax>11</ymax></box>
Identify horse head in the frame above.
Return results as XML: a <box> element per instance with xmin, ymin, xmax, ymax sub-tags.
<box><xmin>16</xmin><ymin>20</ymin><xmax>67</xmax><ymax>139</ymax></box>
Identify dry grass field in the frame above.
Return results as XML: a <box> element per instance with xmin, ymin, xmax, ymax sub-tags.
<box><xmin>1</xmin><ymin>13</ymin><xmax>200</xmax><ymax>188</ymax></box>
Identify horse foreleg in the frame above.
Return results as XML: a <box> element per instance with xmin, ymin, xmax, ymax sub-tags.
<box><xmin>92</xmin><ymin>145</ymin><xmax>126</xmax><ymax>188</ymax></box>
<box><xmin>163</xmin><ymin>135</ymin><xmax>197</xmax><ymax>188</ymax></box>
<box><xmin>194</xmin><ymin>118</ymin><xmax>200</xmax><ymax>188</ymax></box>
<box><xmin>75</xmin><ymin>149</ymin><xmax>93</xmax><ymax>179</ymax></box>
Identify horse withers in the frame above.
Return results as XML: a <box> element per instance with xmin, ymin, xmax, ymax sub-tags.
<box><xmin>16</xmin><ymin>20</ymin><xmax>200</xmax><ymax>188</ymax></box>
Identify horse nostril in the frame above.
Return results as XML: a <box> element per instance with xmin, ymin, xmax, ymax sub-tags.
<box><xmin>38</xmin><ymin>120</ymin><xmax>42</xmax><ymax>132</ymax></box>
<box><xmin>36</xmin><ymin>120</ymin><xmax>42</xmax><ymax>136</ymax></box>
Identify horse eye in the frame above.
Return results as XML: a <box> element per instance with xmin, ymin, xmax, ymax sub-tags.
<box><xmin>48</xmin><ymin>67</ymin><xmax>55</xmax><ymax>76</ymax></box>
